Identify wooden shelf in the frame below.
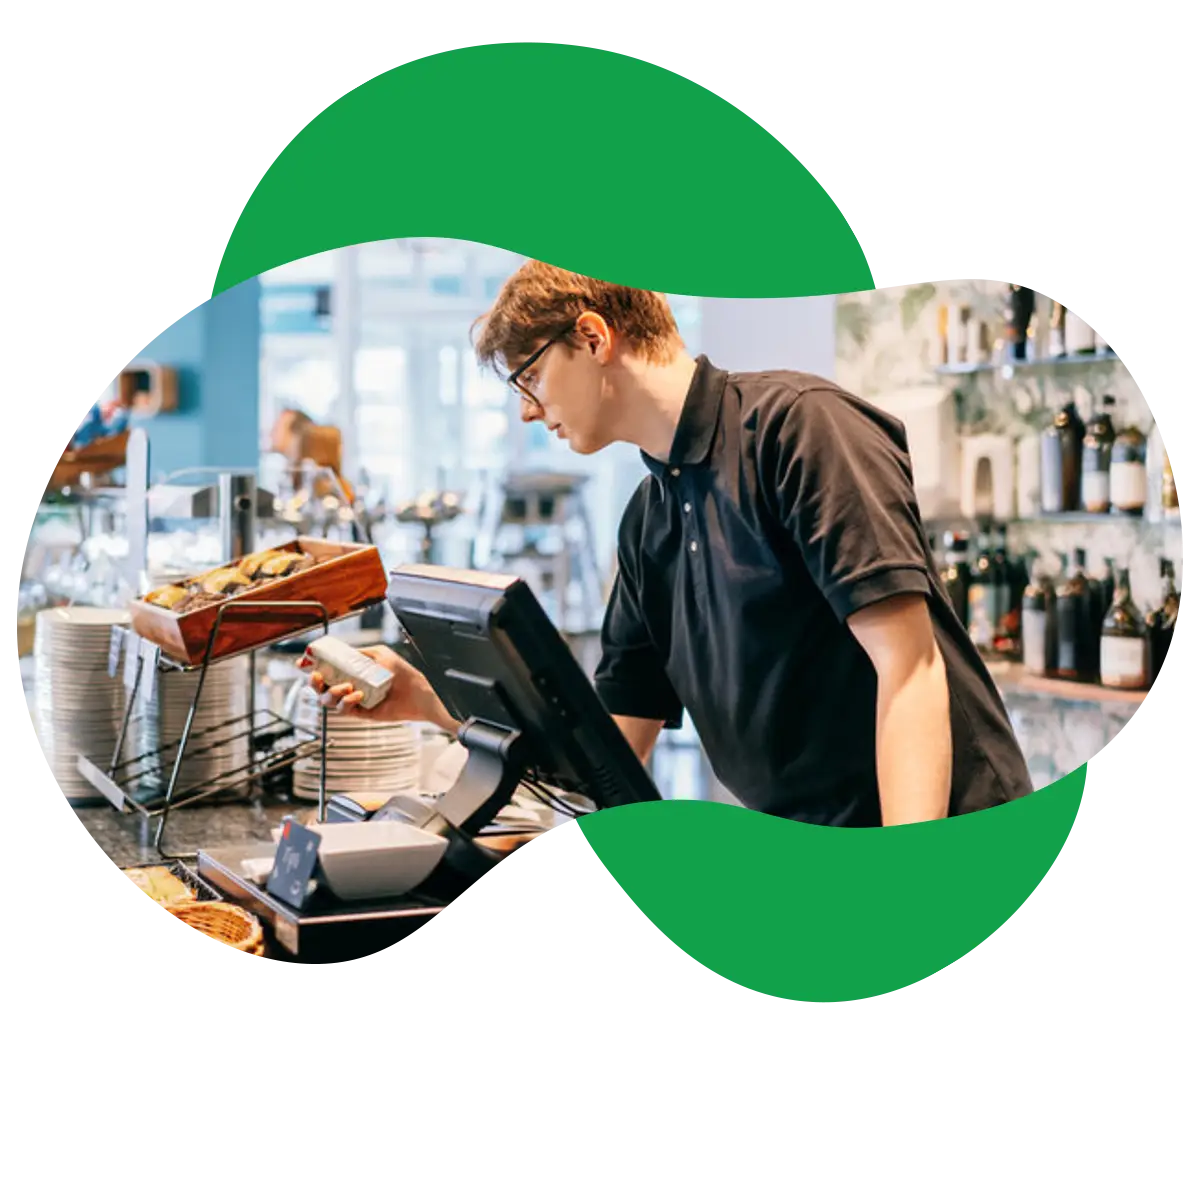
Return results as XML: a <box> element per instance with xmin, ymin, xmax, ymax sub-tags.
<box><xmin>987</xmin><ymin>660</ymin><xmax>1147</xmax><ymax>706</ymax></box>
<box><xmin>935</xmin><ymin>351</ymin><xmax>1121</xmax><ymax>377</ymax></box>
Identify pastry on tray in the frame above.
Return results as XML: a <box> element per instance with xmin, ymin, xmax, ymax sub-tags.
<box><xmin>136</xmin><ymin>545</ymin><xmax>320</xmax><ymax>612</ymax></box>
<box><xmin>198</xmin><ymin>567</ymin><xmax>254</xmax><ymax>596</ymax></box>
<box><xmin>123</xmin><ymin>865</ymin><xmax>196</xmax><ymax>906</ymax></box>
<box><xmin>255</xmin><ymin>551</ymin><xmax>315</xmax><ymax>579</ymax></box>
<box><xmin>235</xmin><ymin>549</ymin><xmax>278</xmax><ymax>578</ymax></box>
<box><xmin>144</xmin><ymin>584</ymin><xmax>189</xmax><ymax>610</ymax></box>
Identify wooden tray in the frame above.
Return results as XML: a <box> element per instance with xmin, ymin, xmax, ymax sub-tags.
<box><xmin>129</xmin><ymin>537</ymin><xmax>387</xmax><ymax>666</ymax></box>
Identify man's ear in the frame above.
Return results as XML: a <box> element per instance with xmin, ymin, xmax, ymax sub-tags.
<box><xmin>576</xmin><ymin>311</ymin><xmax>614</xmax><ymax>362</ymax></box>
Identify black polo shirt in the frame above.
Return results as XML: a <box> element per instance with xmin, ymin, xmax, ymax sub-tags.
<box><xmin>593</xmin><ymin>355</ymin><xmax>1033</xmax><ymax>826</ymax></box>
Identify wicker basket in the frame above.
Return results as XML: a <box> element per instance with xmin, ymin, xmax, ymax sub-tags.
<box><xmin>166</xmin><ymin>900</ymin><xmax>265</xmax><ymax>955</ymax></box>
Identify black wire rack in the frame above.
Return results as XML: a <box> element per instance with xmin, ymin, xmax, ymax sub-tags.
<box><xmin>77</xmin><ymin>599</ymin><xmax>338</xmax><ymax>859</ymax></box>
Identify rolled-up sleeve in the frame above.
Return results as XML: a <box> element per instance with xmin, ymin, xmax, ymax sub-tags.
<box><xmin>763</xmin><ymin>386</ymin><xmax>932</xmax><ymax>623</ymax></box>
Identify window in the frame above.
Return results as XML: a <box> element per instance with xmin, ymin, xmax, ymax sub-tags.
<box><xmin>259</xmin><ymin>237</ymin><xmax>702</xmax><ymax>571</ymax></box>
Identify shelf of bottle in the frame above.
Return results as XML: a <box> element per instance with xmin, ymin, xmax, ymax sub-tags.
<box><xmin>926</xmin><ymin>511</ymin><xmax>1180</xmax><ymax>530</ymax></box>
<box><xmin>986</xmin><ymin>660</ymin><xmax>1148</xmax><ymax>706</ymax></box>
<box><xmin>934</xmin><ymin>351</ymin><xmax>1121</xmax><ymax>377</ymax></box>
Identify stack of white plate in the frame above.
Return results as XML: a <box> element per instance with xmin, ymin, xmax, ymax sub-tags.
<box><xmin>130</xmin><ymin>658</ymin><xmax>251</xmax><ymax>795</ymax></box>
<box><xmin>292</xmin><ymin>688</ymin><xmax>420</xmax><ymax>800</ymax></box>
<box><xmin>33</xmin><ymin>607</ymin><xmax>130</xmax><ymax>800</ymax></box>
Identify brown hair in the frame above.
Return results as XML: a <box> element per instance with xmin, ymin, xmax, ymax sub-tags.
<box><xmin>472</xmin><ymin>261</ymin><xmax>683</xmax><ymax>375</ymax></box>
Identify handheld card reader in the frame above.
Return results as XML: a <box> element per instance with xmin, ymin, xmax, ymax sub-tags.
<box><xmin>301</xmin><ymin>564</ymin><xmax>663</xmax><ymax>905</ymax></box>
<box><xmin>306</xmin><ymin>635</ymin><xmax>394</xmax><ymax>710</ymax></box>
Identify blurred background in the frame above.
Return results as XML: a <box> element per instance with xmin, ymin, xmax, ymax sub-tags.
<box><xmin>18</xmin><ymin>238</ymin><xmax>1181</xmax><ymax>804</ymax></box>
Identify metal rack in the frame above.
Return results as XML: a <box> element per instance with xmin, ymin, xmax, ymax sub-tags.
<box><xmin>77</xmin><ymin>599</ymin><xmax>336</xmax><ymax>859</ymax></box>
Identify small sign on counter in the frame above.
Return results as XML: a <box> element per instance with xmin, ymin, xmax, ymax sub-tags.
<box><xmin>267</xmin><ymin>818</ymin><xmax>322</xmax><ymax>911</ymax></box>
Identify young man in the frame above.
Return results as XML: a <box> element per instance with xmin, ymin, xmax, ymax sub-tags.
<box><xmin>308</xmin><ymin>263</ymin><xmax>1033</xmax><ymax>826</ymax></box>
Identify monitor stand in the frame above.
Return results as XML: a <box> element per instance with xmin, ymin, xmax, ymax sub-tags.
<box><xmin>391</xmin><ymin>717</ymin><xmax>528</xmax><ymax>901</ymax></box>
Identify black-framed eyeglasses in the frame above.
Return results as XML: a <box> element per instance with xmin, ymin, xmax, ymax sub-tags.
<box><xmin>506</xmin><ymin>319</ymin><xmax>579</xmax><ymax>415</ymax></box>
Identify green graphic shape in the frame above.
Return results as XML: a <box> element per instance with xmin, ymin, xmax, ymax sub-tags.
<box><xmin>216</xmin><ymin>41</ymin><xmax>1083</xmax><ymax>997</ymax></box>
<box><xmin>581</xmin><ymin>768</ymin><xmax>1084</xmax><ymax>1001</ymax></box>
<box><xmin>214</xmin><ymin>43</ymin><xmax>872</xmax><ymax>298</ymax></box>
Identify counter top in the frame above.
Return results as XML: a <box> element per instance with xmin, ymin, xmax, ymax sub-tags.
<box><xmin>986</xmin><ymin>661</ymin><xmax>1147</xmax><ymax>708</ymax></box>
<box><xmin>73</xmin><ymin>797</ymin><xmax>303</xmax><ymax>869</ymax></box>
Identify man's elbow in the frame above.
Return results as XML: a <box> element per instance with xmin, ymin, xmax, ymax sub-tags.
<box><xmin>848</xmin><ymin>593</ymin><xmax>945</xmax><ymax>690</ymax></box>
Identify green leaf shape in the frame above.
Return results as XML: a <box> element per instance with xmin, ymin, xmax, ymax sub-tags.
<box><xmin>900</xmin><ymin>282</ymin><xmax>937</xmax><ymax>330</ymax></box>
<box><xmin>213</xmin><ymin>43</ymin><xmax>872</xmax><ymax>299</ymax></box>
<box><xmin>579</xmin><ymin>768</ymin><xmax>1084</xmax><ymax>1002</ymax></box>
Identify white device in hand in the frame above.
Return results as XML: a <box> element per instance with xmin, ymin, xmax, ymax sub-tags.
<box><xmin>306</xmin><ymin>635</ymin><xmax>394</xmax><ymax>710</ymax></box>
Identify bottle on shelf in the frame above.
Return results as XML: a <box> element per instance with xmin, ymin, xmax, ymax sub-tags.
<box><xmin>1022</xmin><ymin>560</ymin><xmax>1058</xmax><ymax>677</ymax></box>
<box><xmin>1162</xmin><ymin>450</ymin><xmax>1179</xmax><ymax>517</ymax></box>
<box><xmin>1040</xmin><ymin>399</ymin><xmax>1085</xmax><ymax>513</ymax></box>
<box><xmin>1006</xmin><ymin>286</ymin><xmax>1035</xmax><ymax>362</ymax></box>
<box><xmin>967</xmin><ymin>522</ymin><xmax>1000</xmax><ymax>655</ymax></box>
<box><xmin>957</xmin><ymin>306</ymin><xmax>972</xmax><ymax>366</ymax></box>
<box><xmin>937</xmin><ymin>304</ymin><xmax>950</xmax><ymax>365</ymax></box>
<box><xmin>947</xmin><ymin>303</ymin><xmax>964</xmax><ymax>365</ymax></box>
<box><xmin>1099</xmin><ymin>567</ymin><xmax>1149</xmax><ymax>691</ymax></box>
<box><xmin>1089</xmin><ymin>555</ymin><xmax>1115</xmax><ymax>651</ymax></box>
<box><xmin>967</xmin><ymin>315</ymin><xmax>989</xmax><ymax>366</ymax></box>
<box><xmin>991</xmin><ymin>523</ymin><xmax>1022</xmax><ymax>658</ymax></box>
<box><xmin>1064</xmin><ymin>308</ymin><xmax>1096</xmax><ymax>356</ymax></box>
<box><xmin>1145</xmin><ymin>558</ymin><xmax>1181</xmax><ymax>685</ymax></box>
<box><xmin>1048</xmin><ymin>301</ymin><xmax>1067</xmax><ymax>359</ymax></box>
<box><xmin>1081</xmin><ymin>395</ymin><xmax>1117</xmax><ymax>514</ymax></box>
<box><xmin>1056</xmin><ymin>548</ymin><xmax>1099</xmax><ymax>683</ymax></box>
<box><xmin>939</xmin><ymin>530</ymin><xmax>973</xmax><ymax>632</ymax></box>
<box><xmin>1110</xmin><ymin>423</ymin><xmax>1148</xmax><ymax>515</ymax></box>
<box><xmin>1098</xmin><ymin>556</ymin><xmax>1117</xmax><ymax>621</ymax></box>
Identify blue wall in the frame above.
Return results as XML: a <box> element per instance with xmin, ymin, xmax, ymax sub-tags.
<box><xmin>131</xmin><ymin>277</ymin><xmax>261</xmax><ymax>480</ymax></box>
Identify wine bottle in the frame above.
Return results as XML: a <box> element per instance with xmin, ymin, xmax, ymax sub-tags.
<box><xmin>958</xmin><ymin>305</ymin><xmax>972</xmax><ymax>366</ymax></box>
<box><xmin>1022</xmin><ymin>564</ymin><xmax>1058</xmax><ymax>677</ymax></box>
<box><xmin>939</xmin><ymin>530</ymin><xmax>973</xmax><ymax>632</ymax></box>
<box><xmin>1040</xmin><ymin>400</ymin><xmax>1085</xmax><ymax>513</ymax></box>
<box><xmin>1089</xmin><ymin>556</ymin><xmax>1114</xmax><ymax>656</ymax></box>
<box><xmin>1162</xmin><ymin>451</ymin><xmax>1179</xmax><ymax>517</ymax></box>
<box><xmin>992</xmin><ymin>523</ymin><xmax>1021</xmax><ymax>658</ymax></box>
<box><xmin>947</xmin><ymin>303</ymin><xmax>964</xmax><ymax>365</ymax></box>
<box><xmin>1056</xmin><ymin>548</ymin><xmax>1098</xmax><ymax>682</ymax></box>
<box><xmin>1111</xmin><ymin>424</ymin><xmax>1148</xmax><ymax>515</ymax></box>
<box><xmin>1098</xmin><ymin>556</ymin><xmax>1116</xmax><ymax>619</ymax></box>
<box><xmin>1048</xmin><ymin>301</ymin><xmax>1067</xmax><ymax>358</ymax></box>
<box><xmin>937</xmin><ymin>304</ymin><xmax>950</xmax><ymax>365</ymax></box>
<box><xmin>1145</xmin><ymin>558</ymin><xmax>1181</xmax><ymax>684</ymax></box>
<box><xmin>967</xmin><ymin>523</ymin><xmax>999</xmax><ymax>654</ymax></box>
<box><xmin>1006</xmin><ymin>286</ymin><xmax>1035</xmax><ymax>361</ymax></box>
<box><xmin>1100</xmin><ymin>567</ymin><xmax>1148</xmax><ymax>690</ymax></box>
<box><xmin>1081</xmin><ymin>396</ymin><xmax>1117</xmax><ymax>514</ymax></box>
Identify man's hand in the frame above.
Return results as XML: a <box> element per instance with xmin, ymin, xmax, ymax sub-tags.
<box><xmin>298</xmin><ymin>644</ymin><xmax>459</xmax><ymax>734</ymax></box>
<box><xmin>847</xmin><ymin>593</ymin><xmax>952</xmax><ymax>825</ymax></box>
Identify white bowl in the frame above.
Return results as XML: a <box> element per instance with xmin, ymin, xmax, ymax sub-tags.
<box><xmin>314</xmin><ymin>821</ymin><xmax>448</xmax><ymax>902</ymax></box>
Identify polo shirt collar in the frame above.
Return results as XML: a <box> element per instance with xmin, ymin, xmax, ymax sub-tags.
<box><xmin>641</xmin><ymin>355</ymin><xmax>726</xmax><ymax>479</ymax></box>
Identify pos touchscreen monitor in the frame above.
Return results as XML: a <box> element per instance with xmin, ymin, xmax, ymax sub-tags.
<box><xmin>386</xmin><ymin>563</ymin><xmax>662</xmax><ymax>838</ymax></box>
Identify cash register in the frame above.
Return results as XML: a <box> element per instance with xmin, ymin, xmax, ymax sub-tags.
<box><xmin>303</xmin><ymin>562</ymin><xmax>663</xmax><ymax>902</ymax></box>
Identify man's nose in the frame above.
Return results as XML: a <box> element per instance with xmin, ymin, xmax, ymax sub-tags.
<box><xmin>520</xmin><ymin>397</ymin><xmax>542</xmax><ymax>424</ymax></box>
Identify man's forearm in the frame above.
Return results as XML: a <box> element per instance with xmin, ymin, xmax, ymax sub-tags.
<box><xmin>874</xmin><ymin>651</ymin><xmax>952</xmax><ymax>825</ymax></box>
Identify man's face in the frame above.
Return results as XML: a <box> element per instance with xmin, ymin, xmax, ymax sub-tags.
<box><xmin>510</xmin><ymin>322</ymin><xmax>613</xmax><ymax>455</ymax></box>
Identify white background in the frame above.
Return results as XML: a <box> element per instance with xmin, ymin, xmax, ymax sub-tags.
<box><xmin>1</xmin><ymin>3</ymin><xmax>1195</xmax><ymax>1195</ymax></box>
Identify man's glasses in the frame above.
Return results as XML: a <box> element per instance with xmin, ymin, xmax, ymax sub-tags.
<box><xmin>506</xmin><ymin>320</ymin><xmax>579</xmax><ymax>416</ymax></box>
